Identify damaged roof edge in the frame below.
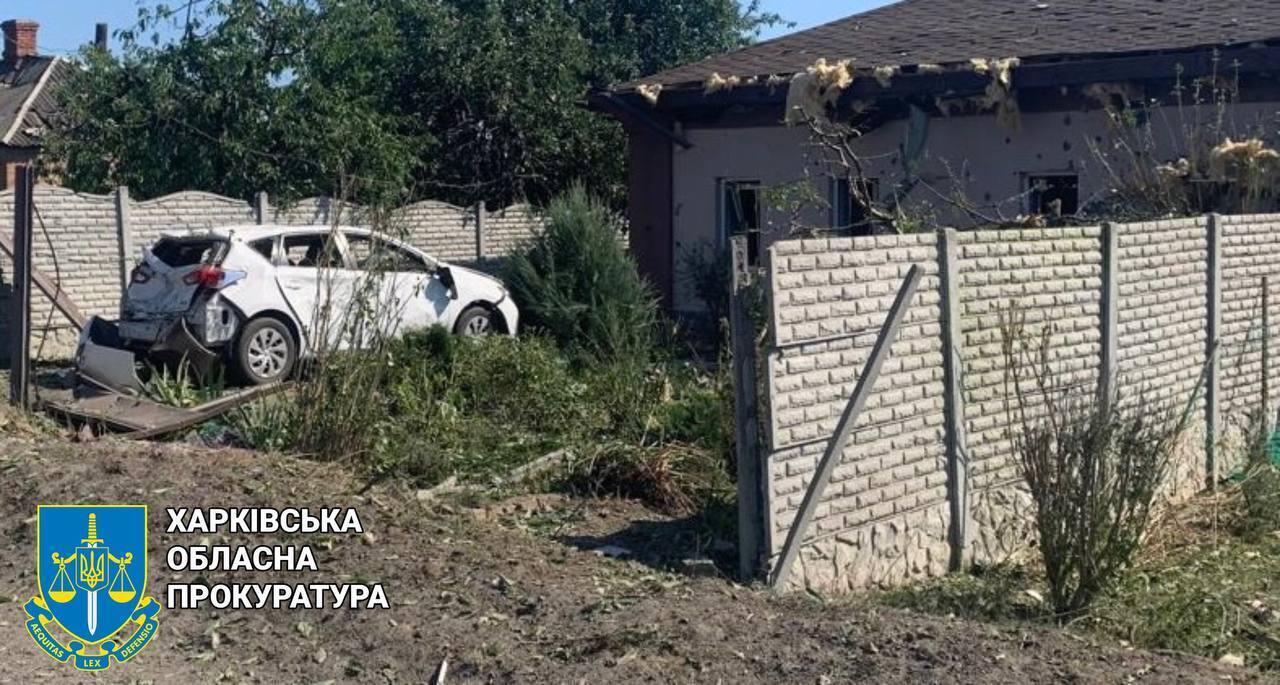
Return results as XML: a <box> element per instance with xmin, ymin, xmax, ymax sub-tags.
<box><xmin>596</xmin><ymin>42</ymin><xmax>1280</xmax><ymax>114</ymax></box>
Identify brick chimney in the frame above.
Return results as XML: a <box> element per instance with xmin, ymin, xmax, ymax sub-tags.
<box><xmin>2</xmin><ymin>20</ymin><xmax>39</xmax><ymax>67</ymax></box>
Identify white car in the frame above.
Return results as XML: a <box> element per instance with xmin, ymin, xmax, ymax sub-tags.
<box><xmin>77</xmin><ymin>225</ymin><xmax>519</xmax><ymax>390</ymax></box>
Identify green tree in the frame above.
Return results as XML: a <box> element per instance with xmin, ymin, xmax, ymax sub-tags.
<box><xmin>48</xmin><ymin>0</ymin><xmax>781</xmax><ymax>207</ymax></box>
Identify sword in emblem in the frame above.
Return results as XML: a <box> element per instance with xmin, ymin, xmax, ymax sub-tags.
<box><xmin>79</xmin><ymin>514</ymin><xmax>105</xmax><ymax>636</ymax></box>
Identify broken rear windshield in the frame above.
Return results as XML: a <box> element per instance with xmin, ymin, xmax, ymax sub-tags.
<box><xmin>151</xmin><ymin>238</ymin><xmax>225</xmax><ymax>268</ymax></box>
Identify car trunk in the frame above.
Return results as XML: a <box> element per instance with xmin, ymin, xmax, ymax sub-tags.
<box><xmin>125</xmin><ymin>237</ymin><xmax>227</xmax><ymax>316</ymax></box>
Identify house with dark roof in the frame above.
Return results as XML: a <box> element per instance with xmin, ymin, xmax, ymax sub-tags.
<box><xmin>591</xmin><ymin>0</ymin><xmax>1280</xmax><ymax>314</ymax></box>
<box><xmin>1</xmin><ymin>20</ymin><xmax>72</xmax><ymax>191</ymax></box>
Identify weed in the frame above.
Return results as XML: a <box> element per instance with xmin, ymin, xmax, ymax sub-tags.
<box><xmin>878</xmin><ymin>565</ymin><xmax>1049</xmax><ymax>623</ymax></box>
<box><xmin>143</xmin><ymin>360</ymin><xmax>225</xmax><ymax>408</ymax></box>
<box><xmin>226</xmin><ymin>396</ymin><xmax>299</xmax><ymax>452</ymax></box>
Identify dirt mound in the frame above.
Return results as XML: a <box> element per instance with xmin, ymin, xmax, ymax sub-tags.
<box><xmin>0</xmin><ymin>439</ymin><xmax>1265</xmax><ymax>683</ymax></box>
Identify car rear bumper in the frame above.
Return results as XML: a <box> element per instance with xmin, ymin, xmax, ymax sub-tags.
<box><xmin>76</xmin><ymin>316</ymin><xmax>221</xmax><ymax>394</ymax></box>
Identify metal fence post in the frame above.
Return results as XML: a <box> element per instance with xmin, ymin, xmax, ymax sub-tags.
<box><xmin>937</xmin><ymin>229</ymin><xmax>969</xmax><ymax>571</ymax></box>
<box><xmin>114</xmin><ymin>186</ymin><xmax>133</xmax><ymax>317</ymax></box>
<box><xmin>9</xmin><ymin>166</ymin><xmax>34</xmax><ymax>408</ymax></box>
<box><xmin>729</xmin><ymin>235</ymin><xmax>762</xmax><ymax>581</ymax></box>
<box><xmin>1099</xmin><ymin>222</ymin><xmax>1119</xmax><ymax>405</ymax></box>
<box><xmin>1206</xmin><ymin>213</ymin><xmax>1222</xmax><ymax>489</ymax></box>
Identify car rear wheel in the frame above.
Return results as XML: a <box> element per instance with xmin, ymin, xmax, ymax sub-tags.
<box><xmin>455</xmin><ymin>305</ymin><xmax>498</xmax><ymax>337</ymax></box>
<box><xmin>234</xmin><ymin>317</ymin><xmax>296</xmax><ymax>385</ymax></box>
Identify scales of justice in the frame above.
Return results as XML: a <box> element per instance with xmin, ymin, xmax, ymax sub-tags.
<box><xmin>46</xmin><ymin>513</ymin><xmax>137</xmax><ymax>637</ymax></box>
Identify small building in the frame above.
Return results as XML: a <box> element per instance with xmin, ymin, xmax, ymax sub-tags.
<box><xmin>1</xmin><ymin>19</ymin><xmax>72</xmax><ymax>190</ymax></box>
<box><xmin>592</xmin><ymin>0</ymin><xmax>1280</xmax><ymax>315</ymax></box>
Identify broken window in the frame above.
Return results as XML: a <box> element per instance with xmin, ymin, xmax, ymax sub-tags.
<box><xmin>719</xmin><ymin>180</ymin><xmax>762</xmax><ymax>264</ymax></box>
<box><xmin>282</xmin><ymin>233</ymin><xmax>343</xmax><ymax>269</ymax></box>
<box><xmin>344</xmin><ymin>234</ymin><xmax>431</xmax><ymax>273</ymax></box>
<box><xmin>1027</xmin><ymin>174</ymin><xmax>1079</xmax><ymax>217</ymax></box>
<box><xmin>831</xmin><ymin>177</ymin><xmax>880</xmax><ymax>235</ymax></box>
<box><xmin>151</xmin><ymin>238</ymin><xmax>225</xmax><ymax>268</ymax></box>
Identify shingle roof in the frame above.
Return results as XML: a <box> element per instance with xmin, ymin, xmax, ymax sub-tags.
<box><xmin>0</xmin><ymin>55</ymin><xmax>66</xmax><ymax>147</ymax></box>
<box><xmin>628</xmin><ymin>0</ymin><xmax>1280</xmax><ymax>89</ymax></box>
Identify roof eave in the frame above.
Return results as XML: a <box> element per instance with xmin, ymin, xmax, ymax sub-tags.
<box><xmin>610</xmin><ymin>42</ymin><xmax>1280</xmax><ymax>114</ymax></box>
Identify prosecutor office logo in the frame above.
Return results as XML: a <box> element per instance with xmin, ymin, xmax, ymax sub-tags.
<box><xmin>25</xmin><ymin>505</ymin><xmax>161</xmax><ymax>672</ymax></box>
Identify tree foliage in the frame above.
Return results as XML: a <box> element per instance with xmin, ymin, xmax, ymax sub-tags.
<box><xmin>504</xmin><ymin>185</ymin><xmax>657</xmax><ymax>363</ymax></box>
<box><xmin>47</xmin><ymin>0</ymin><xmax>781</xmax><ymax>207</ymax></box>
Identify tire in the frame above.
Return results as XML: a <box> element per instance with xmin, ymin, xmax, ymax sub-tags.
<box><xmin>233</xmin><ymin>317</ymin><xmax>296</xmax><ymax>385</ymax></box>
<box><xmin>454</xmin><ymin>305</ymin><xmax>498</xmax><ymax>337</ymax></box>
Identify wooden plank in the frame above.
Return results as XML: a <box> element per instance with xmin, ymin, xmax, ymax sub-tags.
<box><xmin>937</xmin><ymin>229</ymin><xmax>969</xmax><ymax>571</ymax></box>
<box><xmin>729</xmin><ymin>235</ymin><xmax>762</xmax><ymax>581</ymax></box>
<box><xmin>770</xmin><ymin>264</ymin><xmax>923</xmax><ymax>589</ymax></box>
<box><xmin>9</xmin><ymin>166</ymin><xmax>33</xmax><ymax>409</ymax></box>
<box><xmin>0</xmin><ymin>234</ymin><xmax>89</xmax><ymax>330</ymax></box>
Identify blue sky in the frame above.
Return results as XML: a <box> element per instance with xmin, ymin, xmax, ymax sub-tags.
<box><xmin>6</xmin><ymin>0</ymin><xmax>892</xmax><ymax>56</ymax></box>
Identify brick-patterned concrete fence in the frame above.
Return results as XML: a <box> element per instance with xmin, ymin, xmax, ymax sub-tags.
<box><xmin>0</xmin><ymin>186</ymin><xmax>544</xmax><ymax>360</ymax></box>
<box><xmin>752</xmin><ymin>215</ymin><xmax>1280</xmax><ymax>593</ymax></box>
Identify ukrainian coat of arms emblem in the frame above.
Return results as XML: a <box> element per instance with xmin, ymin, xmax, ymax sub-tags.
<box><xmin>25</xmin><ymin>505</ymin><xmax>160</xmax><ymax>672</ymax></box>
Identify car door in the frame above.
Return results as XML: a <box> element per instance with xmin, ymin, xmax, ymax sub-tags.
<box><xmin>343</xmin><ymin>232</ymin><xmax>440</xmax><ymax>338</ymax></box>
<box><xmin>274</xmin><ymin>231</ymin><xmax>357</xmax><ymax>351</ymax></box>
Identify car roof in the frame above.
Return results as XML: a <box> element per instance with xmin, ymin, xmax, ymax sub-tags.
<box><xmin>158</xmin><ymin>224</ymin><xmax>379</xmax><ymax>242</ymax></box>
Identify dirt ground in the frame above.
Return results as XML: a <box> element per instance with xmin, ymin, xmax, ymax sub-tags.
<box><xmin>0</xmin><ymin>437</ymin><xmax>1270</xmax><ymax>684</ymax></box>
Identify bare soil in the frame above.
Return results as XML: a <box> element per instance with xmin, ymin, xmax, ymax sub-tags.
<box><xmin>0</xmin><ymin>437</ymin><xmax>1270</xmax><ymax>684</ymax></box>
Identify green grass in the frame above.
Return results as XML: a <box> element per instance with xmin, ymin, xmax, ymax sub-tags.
<box><xmin>876</xmin><ymin>484</ymin><xmax>1280</xmax><ymax>670</ymax></box>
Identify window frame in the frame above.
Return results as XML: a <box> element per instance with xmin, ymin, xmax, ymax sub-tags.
<box><xmin>717</xmin><ymin>178</ymin><xmax>763</xmax><ymax>264</ymax></box>
<box><xmin>829</xmin><ymin>176</ymin><xmax>881</xmax><ymax>234</ymax></box>
<box><xmin>1025</xmin><ymin>173</ymin><xmax>1081</xmax><ymax>217</ymax></box>
<box><xmin>278</xmin><ymin>231</ymin><xmax>345</xmax><ymax>270</ymax></box>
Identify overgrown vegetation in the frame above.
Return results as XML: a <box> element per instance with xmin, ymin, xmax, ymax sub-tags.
<box><xmin>190</xmin><ymin>185</ymin><xmax>735</xmax><ymax>517</ymax></box>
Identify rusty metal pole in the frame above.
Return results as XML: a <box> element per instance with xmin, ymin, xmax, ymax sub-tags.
<box><xmin>9</xmin><ymin>165</ymin><xmax>34</xmax><ymax>409</ymax></box>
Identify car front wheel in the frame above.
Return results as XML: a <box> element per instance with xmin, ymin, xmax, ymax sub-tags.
<box><xmin>454</xmin><ymin>305</ymin><xmax>498</xmax><ymax>337</ymax></box>
<box><xmin>234</xmin><ymin>317</ymin><xmax>296</xmax><ymax>385</ymax></box>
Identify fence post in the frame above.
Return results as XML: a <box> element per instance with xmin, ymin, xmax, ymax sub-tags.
<box><xmin>937</xmin><ymin>229</ymin><xmax>969</xmax><ymax>571</ymax></box>
<box><xmin>1264</xmin><ymin>276</ymin><xmax>1271</xmax><ymax>432</ymax></box>
<box><xmin>255</xmin><ymin>191</ymin><xmax>270</xmax><ymax>225</ymax></box>
<box><xmin>9</xmin><ymin>166</ymin><xmax>34</xmax><ymax>409</ymax></box>
<box><xmin>1099</xmin><ymin>222</ymin><xmax>1119</xmax><ymax>404</ymax></box>
<box><xmin>474</xmin><ymin>201</ymin><xmax>487</xmax><ymax>261</ymax></box>
<box><xmin>729</xmin><ymin>235</ymin><xmax>762</xmax><ymax>581</ymax></box>
<box><xmin>1206</xmin><ymin>213</ymin><xmax>1222</xmax><ymax>490</ymax></box>
<box><xmin>114</xmin><ymin>186</ymin><xmax>133</xmax><ymax>317</ymax></box>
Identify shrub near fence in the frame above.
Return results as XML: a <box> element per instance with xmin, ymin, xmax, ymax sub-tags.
<box><xmin>0</xmin><ymin>186</ymin><xmax>544</xmax><ymax>360</ymax></box>
<box><xmin>752</xmin><ymin>214</ymin><xmax>1280</xmax><ymax>593</ymax></box>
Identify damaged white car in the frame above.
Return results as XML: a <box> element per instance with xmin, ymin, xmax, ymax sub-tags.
<box><xmin>77</xmin><ymin>225</ymin><xmax>519</xmax><ymax>392</ymax></box>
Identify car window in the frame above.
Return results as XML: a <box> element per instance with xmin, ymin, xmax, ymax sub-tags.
<box><xmin>344</xmin><ymin>234</ymin><xmax>431</xmax><ymax>273</ymax></box>
<box><xmin>249</xmin><ymin>238</ymin><xmax>274</xmax><ymax>262</ymax></box>
<box><xmin>282</xmin><ymin>233</ymin><xmax>343</xmax><ymax>268</ymax></box>
<box><xmin>151</xmin><ymin>238</ymin><xmax>225</xmax><ymax>267</ymax></box>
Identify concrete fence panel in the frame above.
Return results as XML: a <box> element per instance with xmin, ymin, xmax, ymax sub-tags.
<box><xmin>754</xmin><ymin>214</ymin><xmax>1280</xmax><ymax>593</ymax></box>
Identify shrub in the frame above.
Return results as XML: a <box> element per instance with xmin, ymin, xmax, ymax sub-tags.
<box><xmin>1002</xmin><ymin>312</ymin><xmax>1193</xmax><ymax>617</ymax></box>
<box><xmin>505</xmin><ymin>185</ymin><xmax>658</xmax><ymax>363</ymax></box>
